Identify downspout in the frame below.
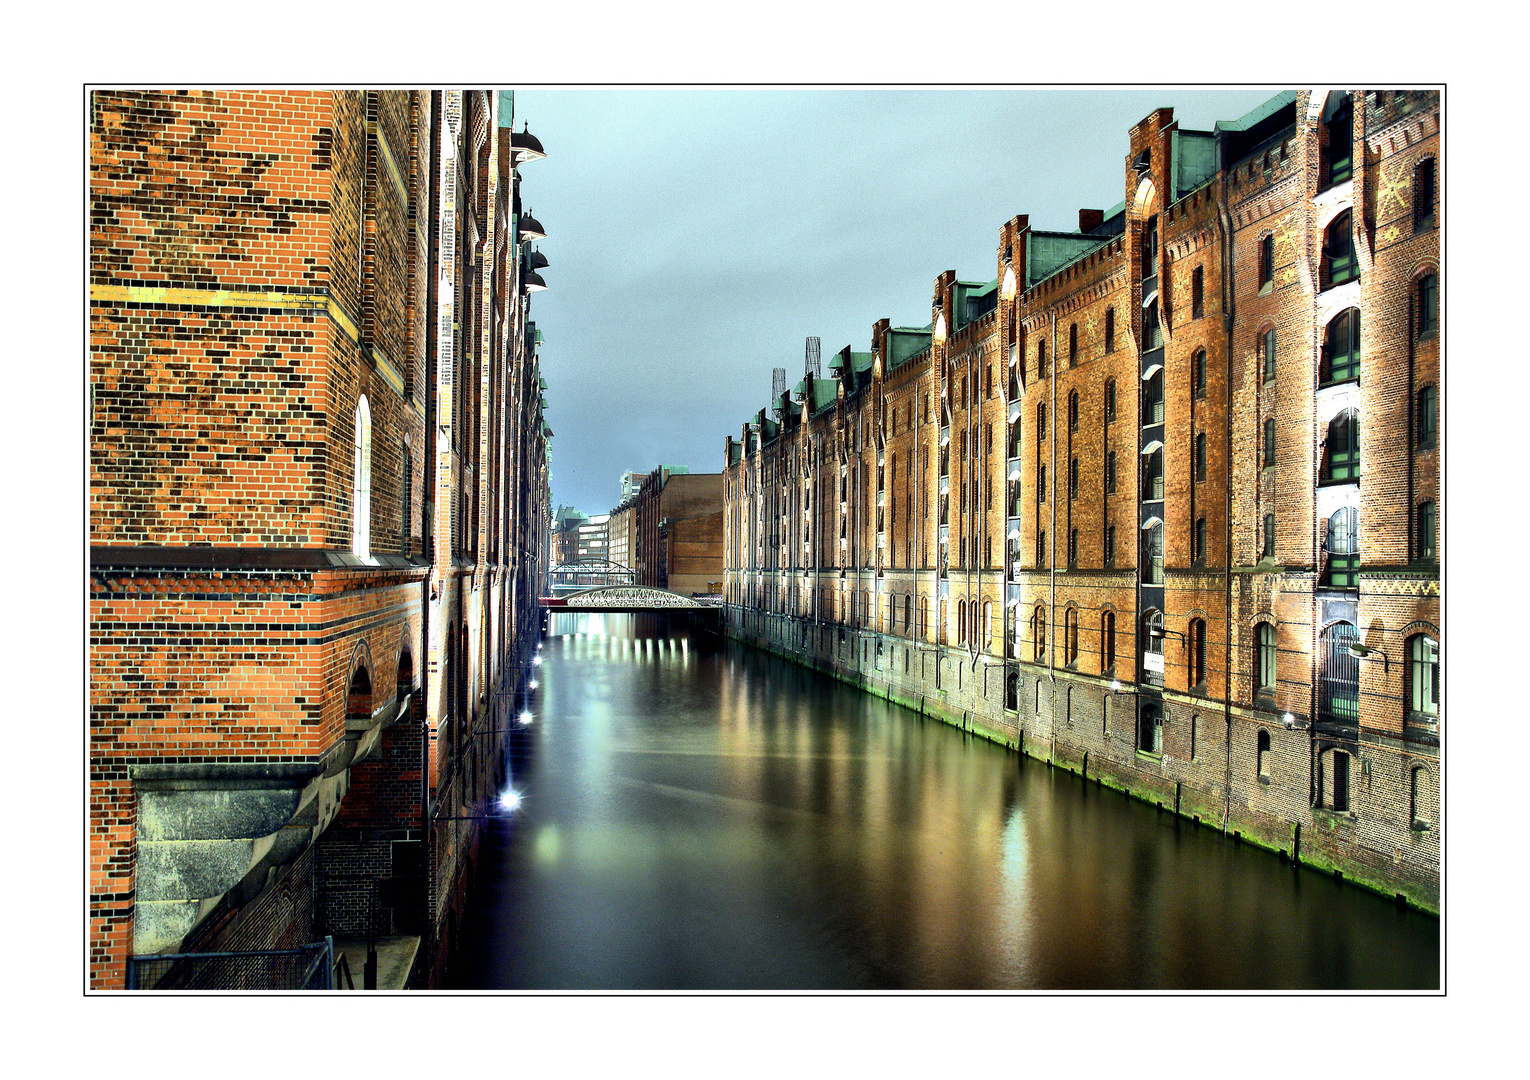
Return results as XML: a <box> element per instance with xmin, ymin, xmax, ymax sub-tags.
<box><xmin>420</xmin><ymin>88</ymin><xmax>441</xmax><ymax>913</ymax></box>
<box><xmin>1216</xmin><ymin>161</ymin><xmax>1236</xmax><ymax>835</ymax></box>
<box><xmin>1049</xmin><ymin>309</ymin><xmax>1058</xmax><ymax>759</ymax></box>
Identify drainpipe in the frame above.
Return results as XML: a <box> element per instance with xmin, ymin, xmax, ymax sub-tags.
<box><xmin>1216</xmin><ymin>158</ymin><xmax>1236</xmax><ymax>835</ymax></box>
<box><xmin>1049</xmin><ymin>309</ymin><xmax>1058</xmax><ymax>758</ymax></box>
<box><xmin>420</xmin><ymin>89</ymin><xmax>441</xmax><ymax>946</ymax></box>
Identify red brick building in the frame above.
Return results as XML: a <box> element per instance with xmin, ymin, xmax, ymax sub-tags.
<box><xmin>723</xmin><ymin>89</ymin><xmax>1441</xmax><ymax>909</ymax></box>
<box><xmin>89</xmin><ymin>89</ymin><xmax>553</xmax><ymax>988</ymax></box>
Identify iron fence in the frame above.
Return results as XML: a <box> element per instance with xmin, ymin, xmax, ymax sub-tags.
<box><xmin>126</xmin><ymin>938</ymin><xmax>334</xmax><ymax>990</ymax></box>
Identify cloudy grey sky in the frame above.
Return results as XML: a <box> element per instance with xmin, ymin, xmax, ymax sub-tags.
<box><xmin>515</xmin><ymin>88</ymin><xmax>1279</xmax><ymax>516</ymax></box>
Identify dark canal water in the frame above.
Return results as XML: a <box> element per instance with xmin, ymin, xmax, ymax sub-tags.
<box><xmin>449</xmin><ymin>613</ymin><xmax>1439</xmax><ymax>990</ymax></box>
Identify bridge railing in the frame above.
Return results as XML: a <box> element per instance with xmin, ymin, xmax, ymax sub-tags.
<box><xmin>125</xmin><ymin>938</ymin><xmax>335</xmax><ymax>990</ymax></box>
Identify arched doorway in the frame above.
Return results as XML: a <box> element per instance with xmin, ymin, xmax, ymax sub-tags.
<box><xmin>1319</xmin><ymin>622</ymin><xmax>1360</xmax><ymax>727</ymax></box>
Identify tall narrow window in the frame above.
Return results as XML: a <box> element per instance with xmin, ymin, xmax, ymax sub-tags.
<box><xmin>1417</xmin><ymin>385</ymin><xmax>1437</xmax><ymax>449</ymax></box>
<box><xmin>1194</xmin><ymin>517</ymin><xmax>1207</xmax><ymax>565</ymax></box>
<box><xmin>1038</xmin><ymin>402</ymin><xmax>1047</xmax><ymax>440</ymax></box>
<box><xmin>1038</xmin><ymin>338</ymin><xmax>1048</xmax><ymax>378</ymax></box>
<box><xmin>352</xmin><ymin>395</ymin><xmax>372</xmax><ymax>560</ymax></box>
<box><xmin>1417</xmin><ymin>273</ymin><xmax>1439</xmax><ymax>337</ymax></box>
<box><xmin>1192</xmin><ymin>265</ymin><xmax>1205</xmax><ymax>318</ymax></box>
<box><xmin>1069</xmin><ymin>391</ymin><xmax>1079</xmax><ymax>432</ymax></box>
<box><xmin>1264</xmin><ymin>417</ymin><xmax>1276</xmax><ymax>468</ymax></box>
<box><xmin>1105</xmin><ymin>525</ymin><xmax>1116</xmax><ymax>567</ymax></box>
<box><xmin>1106</xmin><ymin>450</ymin><xmax>1117</xmax><ymax>494</ymax></box>
<box><xmin>1105</xmin><ymin>308</ymin><xmax>1116</xmax><ymax>352</ymax></box>
<box><xmin>1143</xmin><ymin>298</ymin><xmax>1163</xmax><ymax>351</ymax></box>
<box><xmin>1145</xmin><ymin>369</ymin><xmax>1164</xmax><ymax>425</ymax></box>
<box><xmin>1262</xmin><ymin>328</ymin><xmax>1277</xmax><ymax>382</ymax></box>
<box><xmin>1195</xmin><ymin>432</ymin><xmax>1207</xmax><ymax>481</ymax></box>
<box><xmin>1417</xmin><ymin>500</ymin><xmax>1437</xmax><ymax>562</ymax></box>
<box><xmin>1331</xmin><ymin>752</ymin><xmax>1351</xmax><ymax>812</ymax></box>
<box><xmin>1069</xmin><ymin>457</ymin><xmax>1079</xmax><ymax>501</ymax></box>
<box><xmin>1105</xmin><ymin>379</ymin><xmax>1116</xmax><ymax>423</ymax></box>
<box><xmin>1069</xmin><ymin>324</ymin><xmax>1078</xmax><ymax>367</ymax></box>
<box><xmin>1323</xmin><ymin>409</ymin><xmax>1360</xmax><ymax>483</ymax></box>
<box><xmin>1038</xmin><ymin>463</ymin><xmax>1046</xmax><ymax>503</ymax></box>
<box><xmin>1258</xmin><ymin>235</ymin><xmax>1274</xmax><ymax>293</ymax></box>
<box><xmin>1256</xmin><ymin>622</ymin><xmax>1276</xmax><ymax>694</ymax></box>
<box><xmin>1066</xmin><ymin>608</ymin><xmax>1078</xmax><ymax>665</ymax></box>
<box><xmin>1068</xmin><ymin>527</ymin><xmax>1078</xmax><ymax>568</ymax></box>
<box><xmin>1321</xmin><ymin>308</ymin><xmax>1362</xmax><ymax>386</ymax></box>
<box><xmin>1326</xmin><ymin>506</ymin><xmax>1358</xmax><ymax>588</ymax></box>
<box><xmin>1192</xmin><ymin>349</ymin><xmax>1207</xmax><ymax>399</ymax></box>
<box><xmin>1144</xmin><ymin>522</ymin><xmax>1164</xmax><ymax>584</ymax></box>
<box><xmin>1324</xmin><ymin>210</ymin><xmax>1357</xmax><ymax>288</ymax></box>
<box><xmin>1189</xmin><ymin>618</ymin><xmax>1206</xmax><ymax>688</ymax></box>
<box><xmin>1325</xmin><ymin>94</ymin><xmax>1353</xmax><ymax>187</ymax></box>
<box><xmin>1033</xmin><ymin>606</ymin><xmax>1047</xmax><ymax>662</ymax></box>
<box><xmin>1257</xmin><ymin>729</ymin><xmax>1271</xmax><ymax>779</ymax></box>
<box><xmin>1102</xmin><ymin>611</ymin><xmax>1116</xmax><ymax>673</ymax></box>
<box><xmin>1414</xmin><ymin>158</ymin><xmax>1437</xmax><ymax>232</ymax></box>
<box><xmin>401</xmin><ymin>443</ymin><xmax>412</xmax><ymax>555</ymax></box>
<box><xmin>1407</xmin><ymin>634</ymin><xmax>1439</xmax><ymax>726</ymax></box>
<box><xmin>1037</xmin><ymin>529</ymin><xmax>1046</xmax><ymax>568</ymax></box>
<box><xmin>1144</xmin><ymin>449</ymin><xmax>1164</xmax><ymax>502</ymax></box>
<box><xmin>1262</xmin><ymin>513</ymin><xmax>1275</xmax><ymax>559</ymax></box>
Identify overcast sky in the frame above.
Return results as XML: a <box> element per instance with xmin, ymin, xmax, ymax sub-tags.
<box><xmin>515</xmin><ymin>88</ymin><xmax>1279</xmax><ymax>516</ymax></box>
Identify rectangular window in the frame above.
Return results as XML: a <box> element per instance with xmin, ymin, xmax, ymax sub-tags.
<box><xmin>1105</xmin><ymin>525</ymin><xmax>1115</xmax><ymax>567</ymax></box>
<box><xmin>1263</xmin><ymin>513</ymin><xmax>1275</xmax><ymax>559</ymax></box>
<box><xmin>1414</xmin><ymin>158</ymin><xmax>1437</xmax><ymax>232</ymax></box>
<box><xmin>1105</xmin><ymin>450</ymin><xmax>1116</xmax><ymax>494</ymax></box>
<box><xmin>1105</xmin><ymin>381</ymin><xmax>1116</xmax><ymax>423</ymax></box>
<box><xmin>1194</xmin><ymin>517</ymin><xmax>1206</xmax><ymax>564</ymax></box>
<box><xmin>1258</xmin><ymin>235</ymin><xmax>1274</xmax><ymax>294</ymax></box>
<box><xmin>1263</xmin><ymin>330</ymin><xmax>1277</xmax><ymax>382</ymax></box>
<box><xmin>1417</xmin><ymin>274</ymin><xmax>1439</xmax><ymax>337</ymax></box>
<box><xmin>1192</xmin><ymin>266</ymin><xmax>1204</xmax><ymax>318</ymax></box>
<box><xmin>1195</xmin><ymin>432</ymin><xmax>1207</xmax><ymax>481</ymax></box>
<box><xmin>1105</xmin><ymin>308</ymin><xmax>1115</xmax><ymax>352</ymax></box>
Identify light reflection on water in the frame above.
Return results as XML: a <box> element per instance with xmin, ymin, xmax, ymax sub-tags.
<box><xmin>451</xmin><ymin>613</ymin><xmax>1438</xmax><ymax>990</ymax></box>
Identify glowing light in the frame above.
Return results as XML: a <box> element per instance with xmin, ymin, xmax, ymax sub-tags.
<box><xmin>518</xmin><ymin>710</ymin><xmax>534</xmax><ymax>727</ymax></box>
<box><xmin>529</xmin><ymin>679</ymin><xmax>539</xmax><ymax>689</ymax></box>
<box><xmin>1111</xmin><ymin>680</ymin><xmax>1122</xmax><ymax>692</ymax></box>
<box><xmin>531</xmin><ymin>655</ymin><xmax>543</xmax><ymax>666</ymax></box>
<box><xmin>498</xmin><ymin>788</ymin><xmax>523</xmax><ymax>813</ymax></box>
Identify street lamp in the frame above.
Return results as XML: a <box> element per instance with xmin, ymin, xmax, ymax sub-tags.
<box><xmin>1347</xmin><ymin>643</ymin><xmax>1391</xmax><ymax>674</ymax></box>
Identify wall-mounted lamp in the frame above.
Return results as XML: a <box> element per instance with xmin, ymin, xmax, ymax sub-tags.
<box><xmin>520</xmin><ymin>211</ymin><xmax>546</xmax><ymax>243</ymax></box>
<box><xmin>1347</xmin><ymin>643</ymin><xmax>1391</xmax><ymax>673</ymax></box>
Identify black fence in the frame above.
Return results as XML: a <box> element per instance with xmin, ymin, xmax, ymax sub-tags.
<box><xmin>126</xmin><ymin>938</ymin><xmax>334</xmax><ymax>990</ymax></box>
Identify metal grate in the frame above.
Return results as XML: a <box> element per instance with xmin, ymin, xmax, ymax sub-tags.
<box><xmin>126</xmin><ymin>938</ymin><xmax>334</xmax><ymax>991</ymax></box>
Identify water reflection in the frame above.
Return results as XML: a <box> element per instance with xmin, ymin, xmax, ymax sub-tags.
<box><xmin>451</xmin><ymin>613</ymin><xmax>1438</xmax><ymax>989</ymax></box>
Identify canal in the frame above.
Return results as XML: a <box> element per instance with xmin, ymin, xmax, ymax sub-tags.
<box><xmin>449</xmin><ymin>613</ymin><xmax>1439</xmax><ymax>990</ymax></box>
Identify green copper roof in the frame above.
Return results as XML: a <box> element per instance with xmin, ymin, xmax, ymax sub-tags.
<box><xmin>1215</xmin><ymin>89</ymin><xmax>1298</xmax><ymax>134</ymax></box>
<box><xmin>810</xmin><ymin>378</ymin><xmax>839</xmax><ymax>414</ymax></box>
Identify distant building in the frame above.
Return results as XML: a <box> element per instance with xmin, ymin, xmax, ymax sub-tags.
<box><xmin>632</xmin><ymin>467</ymin><xmax>723</xmax><ymax>595</ymax></box>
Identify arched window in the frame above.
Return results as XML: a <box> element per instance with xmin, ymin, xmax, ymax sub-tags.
<box><xmin>1192</xmin><ymin>348</ymin><xmax>1206</xmax><ymax>399</ymax></box>
<box><xmin>1321</xmin><ymin>308</ymin><xmax>1362</xmax><ymax>386</ymax></box>
<box><xmin>1417</xmin><ymin>500</ymin><xmax>1437</xmax><ymax>562</ymax></box>
<box><xmin>1195</xmin><ymin>432</ymin><xmax>1207</xmax><ymax>482</ymax></box>
<box><xmin>1144</xmin><ymin>449</ymin><xmax>1164</xmax><ymax>502</ymax></box>
<box><xmin>1138</xmin><ymin>702</ymin><xmax>1163</xmax><ymax>754</ymax></box>
<box><xmin>1257</xmin><ymin>729</ymin><xmax>1271</xmax><ymax>779</ymax></box>
<box><xmin>958</xmin><ymin>600</ymin><xmax>966</xmax><ymax>646</ymax></box>
<box><xmin>1033</xmin><ymin>605</ymin><xmax>1047</xmax><ymax>662</ymax></box>
<box><xmin>1407</xmin><ymin>634</ymin><xmax>1439</xmax><ymax>726</ymax></box>
<box><xmin>1144</xmin><ymin>521</ymin><xmax>1164</xmax><ymax>584</ymax></box>
<box><xmin>1416</xmin><ymin>273</ymin><xmax>1439</xmax><ymax>337</ymax></box>
<box><xmin>984</xmin><ymin>601</ymin><xmax>993</xmax><ymax>652</ymax></box>
<box><xmin>1411</xmin><ymin>767</ymin><xmax>1434</xmax><ymax>829</ymax></box>
<box><xmin>1263</xmin><ymin>417</ymin><xmax>1276</xmax><ymax>468</ymax></box>
<box><xmin>1325</xmin><ymin>506</ymin><xmax>1359</xmax><ymax>588</ymax></box>
<box><xmin>352</xmin><ymin>395</ymin><xmax>372</xmax><ymax>560</ymax></box>
<box><xmin>1144</xmin><ymin>368</ymin><xmax>1164</xmax><ymax>425</ymax></box>
<box><xmin>1065</xmin><ymin>607</ymin><xmax>1079</xmax><ymax>665</ymax></box>
<box><xmin>1323</xmin><ymin>409</ymin><xmax>1360</xmax><ymax>483</ymax></box>
<box><xmin>1263</xmin><ymin>513</ymin><xmax>1275</xmax><ymax>559</ymax></box>
<box><xmin>1262</xmin><ymin>328</ymin><xmax>1277</xmax><ymax>382</ymax></box>
<box><xmin>1417</xmin><ymin>385</ymin><xmax>1437</xmax><ymax>450</ymax></box>
<box><xmin>1104</xmin><ymin>379</ymin><xmax>1116</xmax><ymax>423</ymax></box>
<box><xmin>1006</xmin><ymin>671</ymin><xmax>1019</xmax><ymax>711</ymax></box>
<box><xmin>1069</xmin><ymin>458</ymin><xmax>1079</xmax><ymax>501</ymax></box>
<box><xmin>1008</xmin><ymin>420</ymin><xmax>1021</xmax><ymax>459</ymax></box>
<box><xmin>1189</xmin><ymin>618</ymin><xmax>1206</xmax><ymax>688</ymax></box>
<box><xmin>1255</xmin><ymin>622</ymin><xmax>1276</xmax><ymax>694</ymax></box>
<box><xmin>1037</xmin><ymin>401</ymin><xmax>1047</xmax><ymax>440</ymax></box>
<box><xmin>1069</xmin><ymin>391</ymin><xmax>1079</xmax><ymax>432</ymax></box>
<box><xmin>1413</xmin><ymin>157</ymin><xmax>1436</xmax><ymax>232</ymax></box>
<box><xmin>1037</xmin><ymin>337</ymin><xmax>1048</xmax><ymax>378</ymax></box>
<box><xmin>904</xmin><ymin>594</ymin><xmax>912</xmax><ymax>634</ymax></box>
<box><xmin>1065</xmin><ymin>686</ymin><xmax>1073</xmax><ymax>725</ymax></box>
<box><xmin>1323</xmin><ymin>209</ymin><xmax>1357</xmax><ymax>288</ymax></box>
<box><xmin>919</xmin><ymin>595</ymin><xmax>928</xmax><ymax>640</ymax></box>
<box><xmin>1101</xmin><ymin>611</ymin><xmax>1116</xmax><ymax>674</ymax></box>
<box><xmin>1319</xmin><ymin>622</ymin><xmax>1360</xmax><ymax>727</ymax></box>
<box><xmin>1143</xmin><ymin>297</ymin><xmax>1163</xmax><ymax>351</ymax></box>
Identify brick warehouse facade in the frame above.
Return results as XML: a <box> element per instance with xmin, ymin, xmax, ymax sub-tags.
<box><xmin>89</xmin><ymin>90</ymin><xmax>553</xmax><ymax>988</ymax></box>
<box><xmin>722</xmin><ymin>89</ymin><xmax>1441</xmax><ymax>910</ymax></box>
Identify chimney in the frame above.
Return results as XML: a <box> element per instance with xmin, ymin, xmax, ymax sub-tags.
<box><xmin>1079</xmin><ymin>208</ymin><xmax>1104</xmax><ymax>233</ymax></box>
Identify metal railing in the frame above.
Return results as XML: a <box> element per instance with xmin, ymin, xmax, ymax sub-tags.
<box><xmin>126</xmin><ymin>937</ymin><xmax>334</xmax><ymax>990</ymax></box>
